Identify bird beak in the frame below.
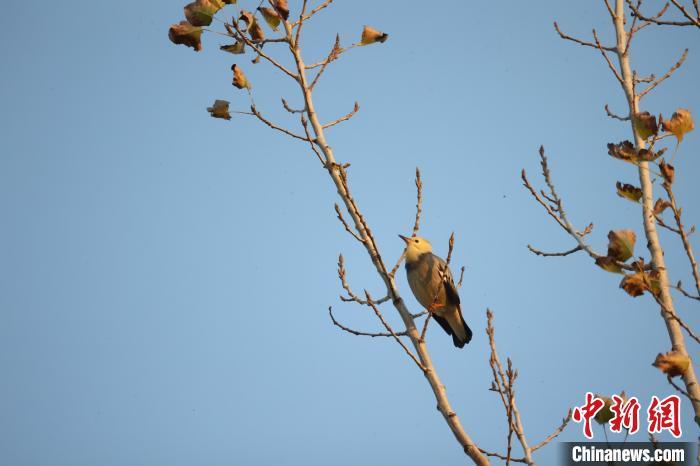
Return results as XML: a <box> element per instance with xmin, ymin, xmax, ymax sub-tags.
<box><xmin>398</xmin><ymin>234</ymin><xmax>410</xmax><ymax>243</ymax></box>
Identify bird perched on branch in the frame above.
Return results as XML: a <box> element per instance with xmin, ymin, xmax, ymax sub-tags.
<box><xmin>399</xmin><ymin>235</ymin><xmax>472</xmax><ymax>348</ymax></box>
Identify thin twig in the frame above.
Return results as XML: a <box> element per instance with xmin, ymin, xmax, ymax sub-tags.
<box><xmin>292</xmin><ymin>0</ymin><xmax>334</xmax><ymax>26</ymax></box>
<box><xmin>531</xmin><ymin>410</ymin><xmax>573</xmax><ymax>451</ymax></box>
<box><xmin>250</xmin><ymin>105</ymin><xmax>310</xmax><ymax>141</ymax></box>
<box><xmin>527</xmin><ymin>245</ymin><xmax>583</xmax><ymax>257</ymax></box>
<box><xmin>228</xmin><ymin>20</ymin><xmax>298</xmax><ymax>80</ymax></box>
<box><xmin>281</xmin><ymin>97</ymin><xmax>305</xmax><ymax>114</ymax></box>
<box><xmin>653</xmin><ymin>294</ymin><xmax>700</xmax><ymax>345</ymax></box>
<box><xmin>553</xmin><ymin>22</ymin><xmax>616</xmax><ymax>51</ymax></box>
<box><xmin>638</xmin><ymin>48</ymin><xmax>688</xmax><ymax>99</ymax></box>
<box><xmin>336</xmin><ymin>254</ymin><xmax>389</xmax><ymax>305</ymax></box>
<box><xmin>662</xmin><ymin>181</ymin><xmax>700</xmax><ymax>298</ymax></box>
<box><xmin>420</xmin><ymin>313</ymin><xmax>433</xmax><ymax>342</ymax></box>
<box><xmin>593</xmin><ymin>28</ymin><xmax>624</xmax><ymax>85</ymax></box>
<box><xmin>605</xmin><ymin>104</ymin><xmax>630</xmax><ymax>121</ymax></box>
<box><xmin>523</xmin><ymin>147</ymin><xmax>641</xmax><ymax>271</ymax></box>
<box><xmin>365</xmin><ymin>291</ymin><xmax>426</xmax><ymax>372</ymax></box>
<box><xmin>666</xmin><ymin>375</ymin><xmax>700</xmax><ymax>402</ymax></box>
<box><xmin>669</xmin><ymin>0</ymin><xmax>700</xmax><ymax>26</ymax></box>
<box><xmin>329</xmin><ymin>306</ymin><xmax>405</xmax><ymax>338</ymax></box>
<box><xmin>300</xmin><ymin>115</ymin><xmax>325</xmax><ymax>164</ymax></box>
<box><xmin>335</xmin><ymin>205</ymin><xmax>365</xmax><ymax>243</ymax></box>
<box><xmin>390</xmin><ymin>168</ymin><xmax>423</xmax><ymax>277</ymax></box>
<box><xmin>675</xmin><ymin>281</ymin><xmax>700</xmax><ymax>301</ymax></box>
<box><xmin>323</xmin><ymin>102</ymin><xmax>360</xmax><ymax>129</ymax></box>
<box><xmin>309</xmin><ymin>34</ymin><xmax>341</xmax><ymax>91</ymax></box>
<box><xmin>487</xmin><ymin>310</ymin><xmax>536</xmax><ymax>466</ymax></box>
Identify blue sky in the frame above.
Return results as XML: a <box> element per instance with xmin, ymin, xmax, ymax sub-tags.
<box><xmin>1</xmin><ymin>1</ymin><xmax>699</xmax><ymax>465</ymax></box>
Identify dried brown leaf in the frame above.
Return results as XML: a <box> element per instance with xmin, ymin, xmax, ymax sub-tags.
<box><xmin>661</xmin><ymin>108</ymin><xmax>695</xmax><ymax>143</ymax></box>
<box><xmin>258</xmin><ymin>7</ymin><xmax>281</xmax><ymax>31</ymax></box>
<box><xmin>659</xmin><ymin>159</ymin><xmax>675</xmax><ymax>185</ymax></box>
<box><xmin>239</xmin><ymin>10</ymin><xmax>254</xmax><ymax>25</ymax></box>
<box><xmin>271</xmin><ymin>0</ymin><xmax>289</xmax><ymax>20</ymax></box>
<box><xmin>633</xmin><ymin>112</ymin><xmax>658</xmax><ymax>140</ymax></box>
<box><xmin>231</xmin><ymin>64</ymin><xmax>251</xmax><ymax>89</ymax></box>
<box><xmin>653</xmin><ymin>198</ymin><xmax>672</xmax><ymax>216</ymax></box>
<box><xmin>595</xmin><ymin>256</ymin><xmax>624</xmax><ymax>274</ymax></box>
<box><xmin>653</xmin><ymin>351</ymin><xmax>690</xmax><ymax>377</ymax></box>
<box><xmin>220</xmin><ymin>41</ymin><xmax>245</xmax><ymax>54</ymax></box>
<box><xmin>607</xmin><ymin>230</ymin><xmax>636</xmax><ymax>262</ymax></box>
<box><xmin>361</xmin><ymin>25</ymin><xmax>389</xmax><ymax>45</ymax></box>
<box><xmin>607</xmin><ymin>141</ymin><xmax>665</xmax><ymax>163</ymax></box>
<box><xmin>184</xmin><ymin>0</ymin><xmax>225</xmax><ymax>27</ymax></box>
<box><xmin>620</xmin><ymin>272</ymin><xmax>647</xmax><ymax>297</ymax></box>
<box><xmin>616</xmin><ymin>182</ymin><xmax>642</xmax><ymax>203</ymax></box>
<box><xmin>168</xmin><ymin>21</ymin><xmax>203</xmax><ymax>51</ymax></box>
<box><xmin>249</xmin><ymin>20</ymin><xmax>265</xmax><ymax>42</ymax></box>
<box><xmin>207</xmin><ymin>99</ymin><xmax>231</xmax><ymax>120</ymax></box>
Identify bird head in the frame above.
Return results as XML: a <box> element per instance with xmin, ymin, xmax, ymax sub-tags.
<box><xmin>399</xmin><ymin>235</ymin><xmax>433</xmax><ymax>262</ymax></box>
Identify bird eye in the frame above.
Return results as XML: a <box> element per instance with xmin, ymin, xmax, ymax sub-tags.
<box><xmin>414</xmin><ymin>239</ymin><xmax>419</xmax><ymax>243</ymax></box>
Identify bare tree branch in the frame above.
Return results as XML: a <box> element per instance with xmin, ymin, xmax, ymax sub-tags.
<box><xmin>250</xmin><ymin>104</ymin><xmax>310</xmax><ymax>141</ymax></box>
<box><xmin>661</xmin><ymin>177</ymin><xmax>700</xmax><ymax>299</ymax></box>
<box><xmin>329</xmin><ymin>306</ymin><xmax>404</xmax><ymax>338</ymax></box>
<box><xmin>486</xmin><ymin>309</ymin><xmax>538</xmax><ymax>466</ymax></box>
<box><xmin>323</xmin><ymin>101</ymin><xmax>360</xmax><ymax>129</ymax></box>
<box><xmin>365</xmin><ymin>291</ymin><xmax>426</xmax><ymax>372</ymax></box>
<box><xmin>605</xmin><ymin>103</ymin><xmax>630</xmax><ymax>121</ymax></box>
<box><xmin>607</xmin><ymin>0</ymin><xmax>700</xmax><ymax>418</ymax></box>
<box><xmin>309</xmin><ymin>34</ymin><xmax>341</xmax><ymax>90</ymax></box>
<box><xmin>292</xmin><ymin>0</ymin><xmax>334</xmax><ymax>26</ymax></box>
<box><xmin>638</xmin><ymin>48</ymin><xmax>688</xmax><ymax>99</ymax></box>
<box><xmin>675</xmin><ymin>281</ymin><xmax>700</xmax><ymax>301</ymax></box>
<box><xmin>553</xmin><ymin>22</ymin><xmax>616</xmax><ymax>51</ymax></box>
<box><xmin>527</xmin><ymin>245</ymin><xmax>583</xmax><ymax>257</ymax></box>
<box><xmin>391</xmin><ymin>168</ymin><xmax>423</xmax><ymax>277</ymax></box>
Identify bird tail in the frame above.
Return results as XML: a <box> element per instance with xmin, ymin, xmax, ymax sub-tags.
<box><xmin>445</xmin><ymin>309</ymin><xmax>472</xmax><ymax>348</ymax></box>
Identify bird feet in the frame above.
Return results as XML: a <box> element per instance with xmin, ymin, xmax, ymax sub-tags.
<box><xmin>426</xmin><ymin>302</ymin><xmax>445</xmax><ymax>313</ymax></box>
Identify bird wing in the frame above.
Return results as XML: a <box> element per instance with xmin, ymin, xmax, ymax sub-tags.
<box><xmin>434</xmin><ymin>255</ymin><xmax>460</xmax><ymax>306</ymax></box>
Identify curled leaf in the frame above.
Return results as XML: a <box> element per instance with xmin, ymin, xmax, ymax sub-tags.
<box><xmin>659</xmin><ymin>159</ymin><xmax>675</xmax><ymax>185</ymax></box>
<box><xmin>220</xmin><ymin>41</ymin><xmax>245</xmax><ymax>54</ymax></box>
<box><xmin>615</xmin><ymin>182</ymin><xmax>642</xmax><ymax>203</ymax></box>
<box><xmin>653</xmin><ymin>198</ymin><xmax>671</xmax><ymax>216</ymax></box>
<box><xmin>653</xmin><ymin>351</ymin><xmax>690</xmax><ymax>377</ymax></box>
<box><xmin>361</xmin><ymin>25</ymin><xmax>389</xmax><ymax>45</ymax></box>
<box><xmin>239</xmin><ymin>10</ymin><xmax>264</xmax><ymax>42</ymax></box>
<box><xmin>231</xmin><ymin>64</ymin><xmax>251</xmax><ymax>89</ymax></box>
<box><xmin>207</xmin><ymin>100</ymin><xmax>231</xmax><ymax>120</ymax></box>
<box><xmin>607</xmin><ymin>230</ymin><xmax>636</xmax><ymax>262</ymax></box>
<box><xmin>632</xmin><ymin>112</ymin><xmax>658</xmax><ymax>140</ymax></box>
<box><xmin>595</xmin><ymin>256</ymin><xmax>623</xmax><ymax>274</ymax></box>
<box><xmin>249</xmin><ymin>20</ymin><xmax>265</xmax><ymax>42</ymax></box>
<box><xmin>258</xmin><ymin>7</ymin><xmax>281</xmax><ymax>31</ymax></box>
<box><xmin>271</xmin><ymin>0</ymin><xmax>289</xmax><ymax>20</ymax></box>
<box><xmin>607</xmin><ymin>141</ymin><xmax>665</xmax><ymax>163</ymax></box>
<box><xmin>169</xmin><ymin>21</ymin><xmax>203</xmax><ymax>51</ymax></box>
<box><xmin>620</xmin><ymin>269</ymin><xmax>660</xmax><ymax>298</ymax></box>
<box><xmin>239</xmin><ymin>10</ymin><xmax>255</xmax><ymax>25</ymax></box>
<box><xmin>184</xmin><ymin>0</ymin><xmax>225</xmax><ymax>27</ymax></box>
<box><xmin>620</xmin><ymin>272</ymin><xmax>647</xmax><ymax>297</ymax></box>
<box><xmin>661</xmin><ymin>108</ymin><xmax>694</xmax><ymax>143</ymax></box>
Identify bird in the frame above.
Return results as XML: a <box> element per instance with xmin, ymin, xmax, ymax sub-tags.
<box><xmin>399</xmin><ymin>235</ymin><xmax>472</xmax><ymax>348</ymax></box>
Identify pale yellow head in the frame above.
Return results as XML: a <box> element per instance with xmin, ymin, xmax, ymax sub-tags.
<box><xmin>399</xmin><ymin>235</ymin><xmax>433</xmax><ymax>262</ymax></box>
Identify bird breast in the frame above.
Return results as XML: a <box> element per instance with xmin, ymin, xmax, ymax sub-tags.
<box><xmin>406</xmin><ymin>253</ymin><xmax>448</xmax><ymax>310</ymax></box>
